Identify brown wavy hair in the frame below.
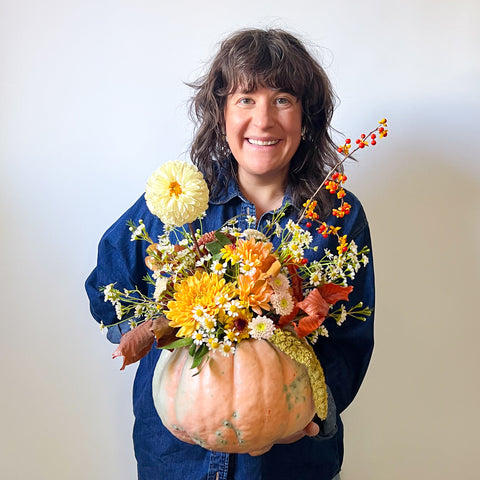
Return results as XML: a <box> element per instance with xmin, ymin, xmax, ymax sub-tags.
<box><xmin>188</xmin><ymin>28</ymin><xmax>340</xmax><ymax>218</ymax></box>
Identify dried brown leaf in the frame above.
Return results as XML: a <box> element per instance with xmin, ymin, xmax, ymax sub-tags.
<box><xmin>151</xmin><ymin>317</ymin><xmax>179</xmax><ymax>348</ymax></box>
<box><xmin>112</xmin><ymin>320</ymin><xmax>155</xmax><ymax>370</ymax></box>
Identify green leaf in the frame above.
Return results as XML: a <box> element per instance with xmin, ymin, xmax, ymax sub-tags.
<box><xmin>191</xmin><ymin>344</ymin><xmax>209</xmax><ymax>369</ymax></box>
<box><xmin>205</xmin><ymin>241</ymin><xmax>223</xmax><ymax>256</ymax></box>
<box><xmin>160</xmin><ymin>337</ymin><xmax>193</xmax><ymax>350</ymax></box>
<box><xmin>214</xmin><ymin>231</ymin><xmax>232</xmax><ymax>246</ymax></box>
<box><xmin>205</xmin><ymin>230</ymin><xmax>233</xmax><ymax>256</ymax></box>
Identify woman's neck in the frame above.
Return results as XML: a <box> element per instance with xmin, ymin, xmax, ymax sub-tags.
<box><xmin>238</xmin><ymin>173</ymin><xmax>286</xmax><ymax>220</ymax></box>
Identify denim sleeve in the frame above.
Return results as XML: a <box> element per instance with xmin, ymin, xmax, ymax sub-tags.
<box><xmin>84</xmin><ymin>195</ymin><xmax>157</xmax><ymax>344</ymax></box>
<box><xmin>313</xmin><ymin>195</ymin><xmax>375</xmax><ymax>415</ymax></box>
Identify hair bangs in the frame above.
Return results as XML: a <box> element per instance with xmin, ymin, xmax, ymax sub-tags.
<box><xmin>222</xmin><ymin>40</ymin><xmax>308</xmax><ymax>99</ymax></box>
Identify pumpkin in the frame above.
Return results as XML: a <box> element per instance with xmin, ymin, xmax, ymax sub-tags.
<box><xmin>152</xmin><ymin>339</ymin><xmax>316</xmax><ymax>454</ymax></box>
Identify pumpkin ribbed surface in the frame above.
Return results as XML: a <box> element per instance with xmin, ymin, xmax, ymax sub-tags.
<box><xmin>152</xmin><ymin>339</ymin><xmax>315</xmax><ymax>454</ymax></box>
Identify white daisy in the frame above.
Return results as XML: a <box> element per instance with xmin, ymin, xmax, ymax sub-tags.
<box><xmin>269</xmin><ymin>273</ymin><xmax>290</xmax><ymax>293</ymax></box>
<box><xmin>248</xmin><ymin>316</ymin><xmax>275</xmax><ymax>340</ymax></box>
<box><xmin>271</xmin><ymin>292</ymin><xmax>294</xmax><ymax>316</ymax></box>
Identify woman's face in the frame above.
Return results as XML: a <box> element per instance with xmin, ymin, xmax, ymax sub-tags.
<box><xmin>224</xmin><ymin>86</ymin><xmax>303</xmax><ymax>186</ymax></box>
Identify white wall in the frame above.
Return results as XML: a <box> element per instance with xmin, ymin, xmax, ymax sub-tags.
<box><xmin>1</xmin><ymin>0</ymin><xmax>479</xmax><ymax>478</ymax></box>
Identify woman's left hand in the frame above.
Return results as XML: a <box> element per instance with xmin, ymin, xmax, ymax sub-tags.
<box><xmin>248</xmin><ymin>421</ymin><xmax>320</xmax><ymax>456</ymax></box>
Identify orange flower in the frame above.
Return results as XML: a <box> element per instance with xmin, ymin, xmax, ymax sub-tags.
<box><xmin>236</xmin><ymin>260</ymin><xmax>280</xmax><ymax>315</ymax></box>
<box><xmin>235</xmin><ymin>237</ymin><xmax>276</xmax><ymax>272</ymax></box>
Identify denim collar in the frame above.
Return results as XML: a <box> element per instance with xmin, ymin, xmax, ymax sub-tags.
<box><xmin>209</xmin><ymin>172</ymin><xmax>298</xmax><ymax>214</ymax></box>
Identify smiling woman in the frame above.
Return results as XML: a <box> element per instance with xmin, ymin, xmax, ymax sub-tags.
<box><xmin>86</xmin><ymin>27</ymin><xmax>375</xmax><ymax>480</ymax></box>
<box><xmin>189</xmin><ymin>28</ymin><xmax>339</xmax><ymax>220</ymax></box>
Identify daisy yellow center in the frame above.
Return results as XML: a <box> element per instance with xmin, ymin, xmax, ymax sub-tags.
<box><xmin>168</xmin><ymin>181</ymin><xmax>182</xmax><ymax>197</ymax></box>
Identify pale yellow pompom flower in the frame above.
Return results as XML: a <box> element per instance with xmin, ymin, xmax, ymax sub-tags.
<box><xmin>145</xmin><ymin>160</ymin><xmax>209</xmax><ymax>226</ymax></box>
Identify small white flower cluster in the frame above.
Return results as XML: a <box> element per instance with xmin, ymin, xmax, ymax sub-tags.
<box><xmin>103</xmin><ymin>283</ymin><xmax>123</xmax><ymax>320</ymax></box>
<box><xmin>309</xmin><ymin>325</ymin><xmax>330</xmax><ymax>343</ymax></box>
<box><xmin>129</xmin><ymin>220</ymin><xmax>147</xmax><ymax>242</ymax></box>
<box><xmin>220</xmin><ymin>218</ymin><xmax>241</xmax><ymax>237</ymax></box>
<box><xmin>148</xmin><ymin>233</ymin><xmax>197</xmax><ymax>280</ymax></box>
<box><xmin>282</xmin><ymin>220</ymin><xmax>314</xmax><ymax>262</ymax></box>
<box><xmin>241</xmin><ymin>228</ymin><xmax>268</xmax><ymax>242</ymax></box>
<box><xmin>336</xmin><ymin>304</ymin><xmax>348</xmax><ymax>326</ymax></box>
<box><xmin>191</xmin><ymin>320</ymin><xmax>239</xmax><ymax>358</ymax></box>
<box><xmin>308</xmin><ymin>241</ymin><xmax>369</xmax><ymax>287</ymax></box>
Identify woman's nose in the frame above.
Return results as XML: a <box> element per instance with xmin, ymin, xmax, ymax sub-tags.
<box><xmin>252</xmin><ymin>103</ymin><xmax>275</xmax><ymax>129</ymax></box>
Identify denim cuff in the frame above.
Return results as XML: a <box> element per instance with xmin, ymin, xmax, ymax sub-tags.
<box><xmin>315</xmin><ymin>385</ymin><xmax>338</xmax><ymax>439</ymax></box>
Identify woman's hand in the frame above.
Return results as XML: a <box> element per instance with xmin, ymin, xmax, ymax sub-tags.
<box><xmin>248</xmin><ymin>421</ymin><xmax>320</xmax><ymax>456</ymax></box>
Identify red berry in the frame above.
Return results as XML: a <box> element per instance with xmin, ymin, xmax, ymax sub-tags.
<box><xmin>345</xmin><ymin>138</ymin><xmax>351</xmax><ymax>144</ymax></box>
<box><xmin>371</xmin><ymin>133</ymin><xmax>376</xmax><ymax>139</ymax></box>
<box><xmin>371</xmin><ymin>139</ymin><xmax>376</xmax><ymax>145</ymax></box>
<box><xmin>379</xmin><ymin>127</ymin><xmax>384</xmax><ymax>133</ymax></box>
<box><xmin>337</xmin><ymin>146</ymin><xmax>343</xmax><ymax>153</ymax></box>
<box><xmin>359</xmin><ymin>143</ymin><xmax>365</xmax><ymax>148</ymax></box>
<box><xmin>361</xmin><ymin>133</ymin><xmax>366</xmax><ymax>139</ymax></box>
<box><xmin>306</xmin><ymin>222</ymin><xmax>312</xmax><ymax>228</ymax></box>
<box><xmin>301</xmin><ymin>258</ymin><xmax>308</xmax><ymax>265</ymax></box>
<box><xmin>356</xmin><ymin>139</ymin><xmax>361</xmax><ymax>144</ymax></box>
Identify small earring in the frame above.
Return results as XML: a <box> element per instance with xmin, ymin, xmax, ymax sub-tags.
<box><xmin>301</xmin><ymin>127</ymin><xmax>307</xmax><ymax>141</ymax></box>
<box><xmin>221</xmin><ymin>134</ymin><xmax>230</xmax><ymax>155</ymax></box>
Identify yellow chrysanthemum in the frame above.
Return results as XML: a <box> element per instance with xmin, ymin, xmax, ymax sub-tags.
<box><xmin>166</xmin><ymin>271</ymin><xmax>235</xmax><ymax>338</ymax></box>
<box><xmin>145</xmin><ymin>160</ymin><xmax>209</xmax><ymax>226</ymax></box>
<box><xmin>220</xmin><ymin>244</ymin><xmax>241</xmax><ymax>264</ymax></box>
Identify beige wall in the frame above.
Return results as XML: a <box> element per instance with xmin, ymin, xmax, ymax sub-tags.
<box><xmin>1</xmin><ymin>0</ymin><xmax>478</xmax><ymax>478</ymax></box>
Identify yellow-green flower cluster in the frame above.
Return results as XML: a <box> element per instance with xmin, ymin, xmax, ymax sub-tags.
<box><xmin>269</xmin><ymin>328</ymin><xmax>328</xmax><ymax>420</ymax></box>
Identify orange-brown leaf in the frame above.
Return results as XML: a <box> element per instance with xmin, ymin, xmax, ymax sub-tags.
<box><xmin>278</xmin><ymin>304</ymin><xmax>300</xmax><ymax>328</ymax></box>
<box><xmin>318</xmin><ymin>283</ymin><xmax>353</xmax><ymax>305</ymax></box>
<box><xmin>112</xmin><ymin>320</ymin><xmax>155</xmax><ymax>370</ymax></box>
<box><xmin>151</xmin><ymin>316</ymin><xmax>179</xmax><ymax>348</ymax></box>
<box><xmin>296</xmin><ymin>288</ymin><xmax>330</xmax><ymax>318</ymax></box>
<box><xmin>294</xmin><ymin>315</ymin><xmax>325</xmax><ymax>338</ymax></box>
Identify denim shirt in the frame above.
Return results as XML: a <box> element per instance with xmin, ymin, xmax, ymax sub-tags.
<box><xmin>85</xmin><ymin>176</ymin><xmax>375</xmax><ymax>480</ymax></box>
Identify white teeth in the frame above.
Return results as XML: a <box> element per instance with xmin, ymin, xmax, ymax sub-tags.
<box><xmin>248</xmin><ymin>139</ymin><xmax>279</xmax><ymax>146</ymax></box>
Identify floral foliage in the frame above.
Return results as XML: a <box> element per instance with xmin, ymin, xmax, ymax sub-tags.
<box><xmin>101</xmin><ymin>120</ymin><xmax>388</xmax><ymax>372</ymax></box>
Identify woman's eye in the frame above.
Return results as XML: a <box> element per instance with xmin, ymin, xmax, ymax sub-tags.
<box><xmin>276</xmin><ymin>97</ymin><xmax>291</xmax><ymax>105</ymax></box>
<box><xmin>238</xmin><ymin>97</ymin><xmax>253</xmax><ymax>105</ymax></box>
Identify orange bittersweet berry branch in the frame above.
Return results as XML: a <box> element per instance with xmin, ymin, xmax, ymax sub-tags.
<box><xmin>297</xmin><ymin>118</ymin><xmax>388</xmax><ymax>227</ymax></box>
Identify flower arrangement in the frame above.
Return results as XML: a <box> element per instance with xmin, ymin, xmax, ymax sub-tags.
<box><xmin>101</xmin><ymin>119</ymin><xmax>388</xmax><ymax>422</ymax></box>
